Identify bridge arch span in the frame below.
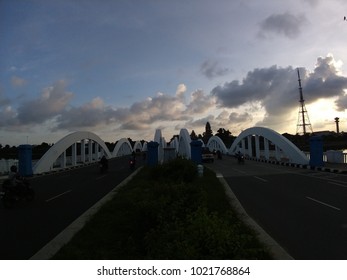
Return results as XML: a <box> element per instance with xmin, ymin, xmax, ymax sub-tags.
<box><xmin>133</xmin><ymin>141</ymin><xmax>143</xmax><ymax>152</ymax></box>
<box><xmin>229</xmin><ymin>127</ymin><xmax>309</xmax><ymax>165</ymax></box>
<box><xmin>112</xmin><ymin>138</ymin><xmax>133</xmax><ymax>157</ymax></box>
<box><xmin>33</xmin><ymin>131</ymin><xmax>112</xmax><ymax>174</ymax></box>
<box><xmin>178</xmin><ymin>128</ymin><xmax>191</xmax><ymax>159</ymax></box>
<box><xmin>206</xmin><ymin>136</ymin><xmax>228</xmax><ymax>154</ymax></box>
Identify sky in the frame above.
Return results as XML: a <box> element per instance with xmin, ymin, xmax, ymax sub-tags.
<box><xmin>1</xmin><ymin>0</ymin><xmax>347</xmax><ymax>146</ymax></box>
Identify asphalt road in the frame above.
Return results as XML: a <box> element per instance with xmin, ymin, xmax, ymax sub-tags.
<box><xmin>0</xmin><ymin>156</ymin><xmax>142</xmax><ymax>260</ymax></box>
<box><xmin>209</xmin><ymin>156</ymin><xmax>347</xmax><ymax>260</ymax></box>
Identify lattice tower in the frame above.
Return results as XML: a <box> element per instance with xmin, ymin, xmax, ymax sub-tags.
<box><xmin>296</xmin><ymin>68</ymin><xmax>313</xmax><ymax>135</ymax></box>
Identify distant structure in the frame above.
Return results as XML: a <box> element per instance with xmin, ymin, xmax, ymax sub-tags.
<box><xmin>296</xmin><ymin>68</ymin><xmax>313</xmax><ymax>135</ymax></box>
<box><xmin>335</xmin><ymin>117</ymin><xmax>340</xmax><ymax>134</ymax></box>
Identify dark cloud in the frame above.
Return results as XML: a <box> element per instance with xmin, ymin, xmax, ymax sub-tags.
<box><xmin>200</xmin><ymin>59</ymin><xmax>231</xmax><ymax>79</ymax></box>
<box><xmin>258</xmin><ymin>12</ymin><xmax>307</xmax><ymax>39</ymax></box>
<box><xmin>335</xmin><ymin>94</ymin><xmax>347</xmax><ymax>111</ymax></box>
<box><xmin>212</xmin><ymin>54</ymin><xmax>347</xmax><ymax>129</ymax></box>
<box><xmin>229</xmin><ymin>112</ymin><xmax>253</xmax><ymax>123</ymax></box>
<box><xmin>212</xmin><ymin>65</ymin><xmax>296</xmax><ymax>109</ymax></box>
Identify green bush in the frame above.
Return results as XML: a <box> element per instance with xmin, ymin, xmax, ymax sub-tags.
<box><xmin>149</xmin><ymin>158</ymin><xmax>197</xmax><ymax>183</ymax></box>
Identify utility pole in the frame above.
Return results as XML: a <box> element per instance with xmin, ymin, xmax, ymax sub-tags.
<box><xmin>296</xmin><ymin>68</ymin><xmax>313</xmax><ymax>135</ymax></box>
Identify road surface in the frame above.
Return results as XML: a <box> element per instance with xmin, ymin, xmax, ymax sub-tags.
<box><xmin>0</xmin><ymin>156</ymin><xmax>142</xmax><ymax>260</ymax></box>
<box><xmin>209</xmin><ymin>156</ymin><xmax>347</xmax><ymax>259</ymax></box>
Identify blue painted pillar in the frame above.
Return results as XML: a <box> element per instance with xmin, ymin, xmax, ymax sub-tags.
<box><xmin>309</xmin><ymin>136</ymin><xmax>324</xmax><ymax>167</ymax></box>
<box><xmin>190</xmin><ymin>140</ymin><xmax>202</xmax><ymax>164</ymax></box>
<box><xmin>147</xmin><ymin>141</ymin><xmax>159</xmax><ymax>166</ymax></box>
<box><xmin>18</xmin><ymin>144</ymin><xmax>33</xmax><ymax>176</ymax></box>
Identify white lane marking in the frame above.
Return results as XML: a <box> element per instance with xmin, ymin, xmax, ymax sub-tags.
<box><xmin>216</xmin><ymin>173</ymin><xmax>224</xmax><ymax>178</ymax></box>
<box><xmin>253</xmin><ymin>176</ymin><xmax>268</xmax><ymax>182</ymax></box>
<box><xmin>96</xmin><ymin>174</ymin><xmax>107</xmax><ymax>180</ymax></box>
<box><xmin>328</xmin><ymin>181</ymin><xmax>347</xmax><ymax>188</ymax></box>
<box><xmin>46</xmin><ymin>190</ymin><xmax>72</xmax><ymax>202</ymax></box>
<box><xmin>306</xmin><ymin>196</ymin><xmax>341</xmax><ymax>211</ymax></box>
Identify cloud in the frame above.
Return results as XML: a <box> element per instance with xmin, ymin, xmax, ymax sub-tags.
<box><xmin>229</xmin><ymin>112</ymin><xmax>253</xmax><ymax>123</ymax></box>
<box><xmin>0</xmin><ymin>106</ymin><xmax>19</xmax><ymax>128</ymax></box>
<box><xmin>55</xmin><ymin>97</ymin><xmax>116</xmax><ymax>130</ymax></box>
<box><xmin>258</xmin><ymin>12</ymin><xmax>307</xmax><ymax>39</ymax></box>
<box><xmin>335</xmin><ymin>94</ymin><xmax>347</xmax><ymax>111</ymax></box>
<box><xmin>11</xmin><ymin>76</ymin><xmax>27</xmax><ymax>87</ymax></box>
<box><xmin>200</xmin><ymin>59</ymin><xmax>231</xmax><ymax>79</ymax></box>
<box><xmin>2</xmin><ymin>55</ymin><xmax>346</xmax><ymax>138</ymax></box>
<box><xmin>16</xmin><ymin>80</ymin><xmax>73</xmax><ymax>125</ymax></box>
<box><xmin>185</xmin><ymin>89</ymin><xmax>215</xmax><ymax>114</ymax></box>
<box><xmin>176</xmin><ymin>83</ymin><xmax>187</xmax><ymax>99</ymax></box>
<box><xmin>55</xmin><ymin>84</ymin><xmax>207</xmax><ymax>132</ymax></box>
<box><xmin>212</xmin><ymin>54</ymin><xmax>347</xmax><ymax>131</ymax></box>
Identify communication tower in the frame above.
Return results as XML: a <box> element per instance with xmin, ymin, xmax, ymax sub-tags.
<box><xmin>296</xmin><ymin>68</ymin><xmax>313</xmax><ymax>135</ymax></box>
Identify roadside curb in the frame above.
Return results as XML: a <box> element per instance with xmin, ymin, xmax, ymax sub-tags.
<box><xmin>249</xmin><ymin>157</ymin><xmax>347</xmax><ymax>174</ymax></box>
<box><xmin>215</xmin><ymin>173</ymin><xmax>294</xmax><ymax>260</ymax></box>
<box><xmin>29</xmin><ymin>167</ymin><xmax>143</xmax><ymax>260</ymax></box>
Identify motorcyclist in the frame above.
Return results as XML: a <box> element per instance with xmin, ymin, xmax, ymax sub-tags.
<box><xmin>236</xmin><ymin>151</ymin><xmax>244</xmax><ymax>163</ymax></box>
<box><xmin>129</xmin><ymin>152</ymin><xmax>136</xmax><ymax>170</ymax></box>
<box><xmin>8</xmin><ymin>165</ymin><xmax>25</xmax><ymax>194</ymax></box>
<box><xmin>99</xmin><ymin>155</ymin><xmax>108</xmax><ymax>172</ymax></box>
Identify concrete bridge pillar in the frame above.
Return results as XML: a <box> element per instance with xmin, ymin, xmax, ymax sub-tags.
<box><xmin>95</xmin><ymin>142</ymin><xmax>99</xmax><ymax>160</ymax></box>
<box><xmin>275</xmin><ymin>145</ymin><xmax>280</xmax><ymax>161</ymax></box>
<box><xmin>247</xmin><ymin>135</ymin><xmax>252</xmax><ymax>157</ymax></box>
<box><xmin>18</xmin><ymin>144</ymin><xmax>33</xmax><ymax>176</ymax></box>
<box><xmin>255</xmin><ymin>135</ymin><xmax>260</xmax><ymax>159</ymax></box>
<box><xmin>241</xmin><ymin>139</ymin><xmax>246</xmax><ymax>155</ymax></box>
<box><xmin>264</xmin><ymin>138</ymin><xmax>270</xmax><ymax>160</ymax></box>
<box><xmin>81</xmin><ymin>140</ymin><xmax>86</xmax><ymax>163</ymax></box>
<box><xmin>88</xmin><ymin>140</ymin><xmax>92</xmax><ymax>162</ymax></box>
<box><xmin>147</xmin><ymin>141</ymin><xmax>159</xmax><ymax>166</ymax></box>
<box><xmin>72</xmin><ymin>143</ymin><xmax>77</xmax><ymax>165</ymax></box>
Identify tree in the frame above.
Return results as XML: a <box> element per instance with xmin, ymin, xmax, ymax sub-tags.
<box><xmin>215</xmin><ymin>128</ymin><xmax>235</xmax><ymax>147</ymax></box>
<box><xmin>190</xmin><ymin>130</ymin><xmax>198</xmax><ymax>140</ymax></box>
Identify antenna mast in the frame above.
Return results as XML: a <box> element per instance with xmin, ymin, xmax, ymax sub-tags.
<box><xmin>296</xmin><ymin>68</ymin><xmax>313</xmax><ymax>135</ymax></box>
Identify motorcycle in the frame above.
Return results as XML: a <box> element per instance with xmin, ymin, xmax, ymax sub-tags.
<box><xmin>0</xmin><ymin>178</ymin><xmax>35</xmax><ymax>208</ymax></box>
<box><xmin>129</xmin><ymin>157</ymin><xmax>136</xmax><ymax>171</ymax></box>
<box><xmin>236</xmin><ymin>153</ymin><xmax>245</xmax><ymax>164</ymax></box>
<box><xmin>99</xmin><ymin>162</ymin><xmax>108</xmax><ymax>174</ymax></box>
<box><xmin>99</xmin><ymin>156</ymin><xmax>109</xmax><ymax>174</ymax></box>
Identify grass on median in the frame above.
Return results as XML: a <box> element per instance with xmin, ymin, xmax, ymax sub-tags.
<box><xmin>52</xmin><ymin>158</ymin><xmax>272</xmax><ymax>259</ymax></box>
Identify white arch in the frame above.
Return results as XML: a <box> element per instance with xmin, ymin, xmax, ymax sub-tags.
<box><xmin>112</xmin><ymin>138</ymin><xmax>133</xmax><ymax>157</ymax></box>
<box><xmin>33</xmin><ymin>131</ymin><xmax>112</xmax><ymax>174</ymax></box>
<box><xmin>133</xmin><ymin>141</ymin><xmax>143</xmax><ymax>152</ymax></box>
<box><xmin>206</xmin><ymin>136</ymin><xmax>228</xmax><ymax>154</ymax></box>
<box><xmin>142</xmin><ymin>142</ymin><xmax>148</xmax><ymax>152</ymax></box>
<box><xmin>170</xmin><ymin>136</ymin><xmax>179</xmax><ymax>151</ymax></box>
<box><xmin>229</xmin><ymin>127</ymin><xmax>309</xmax><ymax>165</ymax></box>
<box><xmin>178</xmin><ymin>128</ymin><xmax>191</xmax><ymax>159</ymax></box>
<box><xmin>154</xmin><ymin>129</ymin><xmax>165</xmax><ymax>162</ymax></box>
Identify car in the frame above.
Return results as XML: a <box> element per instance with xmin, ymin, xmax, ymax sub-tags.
<box><xmin>202</xmin><ymin>148</ymin><xmax>214</xmax><ymax>163</ymax></box>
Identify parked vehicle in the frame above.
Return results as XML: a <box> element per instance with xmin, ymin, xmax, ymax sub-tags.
<box><xmin>202</xmin><ymin>148</ymin><xmax>214</xmax><ymax>163</ymax></box>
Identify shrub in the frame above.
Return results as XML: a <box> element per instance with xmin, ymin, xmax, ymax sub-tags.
<box><xmin>53</xmin><ymin>158</ymin><xmax>271</xmax><ymax>259</ymax></box>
